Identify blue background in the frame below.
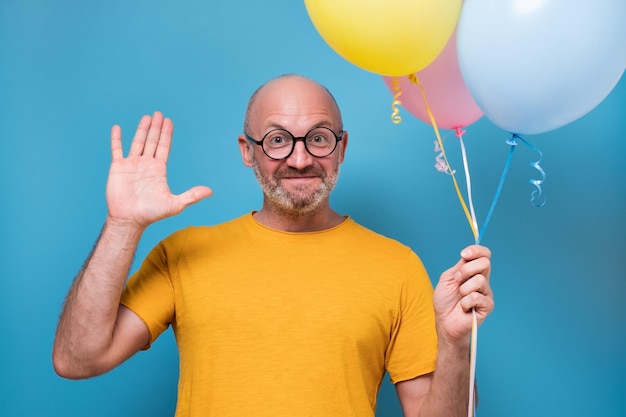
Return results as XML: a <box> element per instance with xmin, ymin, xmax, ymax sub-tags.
<box><xmin>1</xmin><ymin>1</ymin><xmax>624</xmax><ymax>416</ymax></box>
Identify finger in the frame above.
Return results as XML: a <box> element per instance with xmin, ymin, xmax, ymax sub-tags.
<box><xmin>177</xmin><ymin>186</ymin><xmax>213</xmax><ymax>209</ymax></box>
<box><xmin>440</xmin><ymin>257</ymin><xmax>467</xmax><ymax>283</ymax></box>
<box><xmin>111</xmin><ymin>125</ymin><xmax>123</xmax><ymax>162</ymax></box>
<box><xmin>128</xmin><ymin>115</ymin><xmax>153</xmax><ymax>157</ymax></box>
<box><xmin>143</xmin><ymin>111</ymin><xmax>164</xmax><ymax>157</ymax></box>
<box><xmin>459</xmin><ymin>274</ymin><xmax>492</xmax><ymax>298</ymax></box>
<box><xmin>461</xmin><ymin>245</ymin><xmax>491</xmax><ymax>261</ymax></box>
<box><xmin>460</xmin><ymin>292</ymin><xmax>494</xmax><ymax>318</ymax></box>
<box><xmin>154</xmin><ymin>117</ymin><xmax>174</xmax><ymax>162</ymax></box>
<box><xmin>456</xmin><ymin>256</ymin><xmax>491</xmax><ymax>284</ymax></box>
<box><xmin>439</xmin><ymin>245</ymin><xmax>491</xmax><ymax>284</ymax></box>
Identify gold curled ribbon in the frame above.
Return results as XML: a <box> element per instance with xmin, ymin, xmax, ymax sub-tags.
<box><xmin>408</xmin><ymin>73</ymin><xmax>478</xmax><ymax>240</ymax></box>
<box><xmin>390</xmin><ymin>77</ymin><xmax>403</xmax><ymax>124</ymax></box>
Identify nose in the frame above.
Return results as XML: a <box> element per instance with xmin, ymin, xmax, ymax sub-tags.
<box><xmin>285</xmin><ymin>140</ymin><xmax>314</xmax><ymax>170</ymax></box>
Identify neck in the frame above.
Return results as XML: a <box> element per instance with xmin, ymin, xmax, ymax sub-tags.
<box><xmin>253</xmin><ymin>200</ymin><xmax>345</xmax><ymax>232</ymax></box>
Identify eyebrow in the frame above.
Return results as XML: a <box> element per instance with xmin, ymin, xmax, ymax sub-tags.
<box><xmin>263</xmin><ymin>121</ymin><xmax>335</xmax><ymax>134</ymax></box>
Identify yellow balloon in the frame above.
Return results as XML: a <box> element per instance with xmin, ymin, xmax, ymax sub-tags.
<box><xmin>304</xmin><ymin>0</ymin><xmax>462</xmax><ymax>76</ymax></box>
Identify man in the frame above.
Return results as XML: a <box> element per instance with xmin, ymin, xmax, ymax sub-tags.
<box><xmin>53</xmin><ymin>74</ymin><xmax>494</xmax><ymax>416</ymax></box>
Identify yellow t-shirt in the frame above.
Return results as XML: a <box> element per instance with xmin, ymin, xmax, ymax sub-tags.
<box><xmin>121</xmin><ymin>213</ymin><xmax>437</xmax><ymax>416</ymax></box>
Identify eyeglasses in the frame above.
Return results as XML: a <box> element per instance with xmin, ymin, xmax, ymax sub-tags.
<box><xmin>245</xmin><ymin>127</ymin><xmax>343</xmax><ymax>160</ymax></box>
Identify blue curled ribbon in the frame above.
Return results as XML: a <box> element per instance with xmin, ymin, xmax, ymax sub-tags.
<box><xmin>514</xmin><ymin>134</ymin><xmax>546</xmax><ymax>208</ymax></box>
<box><xmin>476</xmin><ymin>134</ymin><xmax>546</xmax><ymax>244</ymax></box>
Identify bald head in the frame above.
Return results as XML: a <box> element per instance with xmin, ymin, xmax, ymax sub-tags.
<box><xmin>243</xmin><ymin>74</ymin><xmax>343</xmax><ymax>136</ymax></box>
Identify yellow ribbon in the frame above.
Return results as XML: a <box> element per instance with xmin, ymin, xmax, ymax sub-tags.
<box><xmin>407</xmin><ymin>73</ymin><xmax>478</xmax><ymax>241</ymax></box>
<box><xmin>390</xmin><ymin>77</ymin><xmax>403</xmax><ymax>125</ymax></box>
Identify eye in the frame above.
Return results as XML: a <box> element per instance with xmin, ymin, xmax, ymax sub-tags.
<box><xmin>307</xmin><ymin>130</ymin><xmax>332</xmax><ymax>147</ymax></box>
<box><xmin>311</xmin><ymin>135</ymin><xmax>328</xmax><ymax>143</ymax></box>
<box><xmin>266</xmin><ymin>132</ymin><xmax>291</xmax><ymax>148</ymax></box>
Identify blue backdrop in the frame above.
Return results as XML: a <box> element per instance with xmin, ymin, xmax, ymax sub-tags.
<box><xmin>1</xmin><ymin>1</ymin><xmax>624</xmax><ymax>416</ymax></box>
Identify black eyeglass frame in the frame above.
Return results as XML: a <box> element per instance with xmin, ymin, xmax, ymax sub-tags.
<box><xmin>244</xmin><ymin>127</ymin><xmax>344</xmax><ymax>160</ymax></box>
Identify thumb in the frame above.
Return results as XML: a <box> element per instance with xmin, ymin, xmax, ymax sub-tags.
<box><xmin>439</xmin><ymin>257</ymin><xmax>466</xmax><ymax>285</ymax></box>
<box><xmin>177</xmin><ymin>185</ymin><xmax>213</xmax><ymax>208</ymax></box>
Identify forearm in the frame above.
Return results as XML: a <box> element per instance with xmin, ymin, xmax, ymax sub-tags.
<box><xmin>53</xmin><ymin>218</ymin><xmax>144</xmax><ymax>376</ymax></box>
<box><xmin>417</xmin><ymin>331</ymin><xmax>470</xmax><ymax>417</ymax></box>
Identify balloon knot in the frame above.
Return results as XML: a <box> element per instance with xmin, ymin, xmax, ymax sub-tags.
<box><xmin>506</xmin><ymin>134</ymin><xmax>520</xmax><ymax>146</ymax></box>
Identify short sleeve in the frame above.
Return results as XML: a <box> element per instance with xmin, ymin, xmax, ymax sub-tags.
<box><xmin>385</xmin><ymin>251</ymin><xmax>438</xmax><ymax>383</ymax></box>
<box><xmin>120</xmin><ymin>237</ymin><xmax>178</xmax><ymax>347</ymax></box>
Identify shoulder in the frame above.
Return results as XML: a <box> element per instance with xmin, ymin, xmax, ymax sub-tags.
<box><xmin>158</xmin><ymin>213</ymin><xmax>251</xmax><ymax>250</ymax></box>
<box><xmin>343</xmin><ymin>218</ymin><xmax>414</xmax><ymax>254</ymax></box>
<box><xmin>339</xmin><ymin>219</ymin><xmax>428</xmax><ymax>276</ymax></box>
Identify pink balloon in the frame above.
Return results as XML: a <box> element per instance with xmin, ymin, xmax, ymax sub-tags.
<box><xmin>383</xmin><ymin>30</ymin><xmax>483</xmax><ymax>130</ymax></box>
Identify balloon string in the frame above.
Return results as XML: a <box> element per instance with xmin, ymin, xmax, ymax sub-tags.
<box><xmin>469</xmin><ymin>308</ymin><xmax>478</xmax><ymax>417</ymax></box>
<box><xmin>407</xmin><ymin>78</ymin><xmax>480</xmax><ymax>417</ymax></box>
<box><xmin>390</xmin><ymin>77</ymin><xmax>403</xmax><ymax>125</ymax></box>
<box><xmin>466</xmin><ymin>136</ymin><xmax>519</xmax><ymax>417</ymax></box>
<box><xmin>476</xmin><ymin>133</ymin><xmax>546</xmax><ymax>244</ymax></box>
<box><xmin>476</xmin><ymin>135</ymin><xmax>518</xmax><ymax>244</ymax></box>
<box><xmin>460</xmin><ymin>127</ymin><xmax>479</xmax><ymax>417</ymax></box>
<box><xmin>456</xmin><ymin>128</ymin><xmax>479</xmax><ymax>241</ymax></box>
<box><xmin>408</xmin><ymin>73</ymin><xmax>477</xmax><ymax>239</ymax></box>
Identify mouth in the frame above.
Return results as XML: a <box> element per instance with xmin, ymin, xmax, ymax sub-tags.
<box><xmin>277</xmin><ymin>168</ymin><xmax>323</xmax><ymax>184</ymax></box>
<box><xmin>280</xmin><ymin>175</ymin><xmax>319</xmax><ymax>185</ymax></box>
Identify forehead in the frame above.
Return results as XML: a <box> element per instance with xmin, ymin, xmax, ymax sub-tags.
<box><xmin>249</xmin><ymin>77</ymin><xmax>341</xmax><ymax>134</ymax></box>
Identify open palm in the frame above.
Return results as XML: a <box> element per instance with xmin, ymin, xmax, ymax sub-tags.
<box><xmin>106</xmin><ymin>112</ymin><xmax>212</xmax><ymax>229</ymax></box>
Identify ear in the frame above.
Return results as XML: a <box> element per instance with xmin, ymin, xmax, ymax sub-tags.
<box><xmin>338</xmin><ymin>130</ymin><xmax>348</xmax><ymax>164</ymax></box>
<box><xmin>238</xmin><ymin>135</ymin><xmax>253</xmax><ymax>167</ymax></box>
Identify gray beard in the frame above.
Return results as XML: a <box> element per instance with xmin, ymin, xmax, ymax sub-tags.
<box><xmin>251</xmin><ymin>156</ymin><xmax>339</xmax><ymax>216</ymax></box>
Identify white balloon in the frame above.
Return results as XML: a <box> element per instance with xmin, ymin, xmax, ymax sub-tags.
<box><xmin>457</xmin><ymin>0</ymin><xmax>626</xmax><ymax>135</ymax></box>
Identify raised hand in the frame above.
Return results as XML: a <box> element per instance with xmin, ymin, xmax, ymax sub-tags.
<box><xmin>107</xmin><ymin>111</ymin><xmax>212</xmax><ymax>229</ymax></box>
<box><xmin>433</xmin><ymin>245</ymin><xmax>494</xmax><ymax>346</ymax></box>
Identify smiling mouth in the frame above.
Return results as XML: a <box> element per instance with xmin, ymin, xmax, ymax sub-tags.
<box><xmin>282</xmin><ymin>176</ymin><xmax>318</xmax><ymax>182</ymax></box>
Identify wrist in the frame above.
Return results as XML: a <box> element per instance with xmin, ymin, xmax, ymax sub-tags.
<box><xmin>103</xmin><ymin>215</ymin><xmax>147</xmax><ymax>244</ymax></box>
<box><xmin>105</xmin><ymin>214</ymin><xmax>147</xmax><ymax>234</ymax></box>
<box><xmin>435</xmin><ymin>324</ymin><xmax>471</xmax><ymax>356</ymax></box>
